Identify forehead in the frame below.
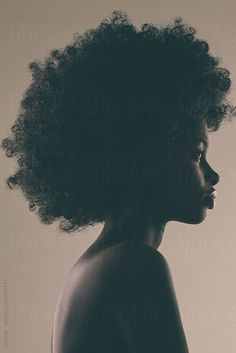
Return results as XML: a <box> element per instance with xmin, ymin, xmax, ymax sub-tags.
<box><xmin>191</xmin><ymin>120</ymin><xmax>209</xmax><ymax>147</ymax></box>
<box><xmin>174</xmin><ymin>120</ymin><xmax>209</xmax><ymax>152</ymax></box>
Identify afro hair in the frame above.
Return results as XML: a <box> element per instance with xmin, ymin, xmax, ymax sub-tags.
<box><xmin>1</xmin><ymin>10</ymin><xmax>236</xmax><ymax>233</ymax></box>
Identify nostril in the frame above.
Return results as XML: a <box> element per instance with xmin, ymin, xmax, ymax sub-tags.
<box><xmin>212</xmin><ymin>172</ymin><xmax>220</xmax><ymax>186</ymax></box>
<box><xmin>207</xmin><ymin>169</ymin><xmax>219</xmax><ymax>186</ymax></box>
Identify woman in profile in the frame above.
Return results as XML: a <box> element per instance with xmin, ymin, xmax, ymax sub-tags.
<box><xmin>1</xmin><ymin>10</ymin><xmax>235</xmax><ymax>353</ymax></box>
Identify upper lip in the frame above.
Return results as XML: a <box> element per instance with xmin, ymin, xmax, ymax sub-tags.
<box><xmin>204</xmin><ymin>187</ymin><xmax>217</xmax><ymax>199</ymax></box>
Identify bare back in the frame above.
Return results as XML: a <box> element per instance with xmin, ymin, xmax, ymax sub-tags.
<box><xmin>51</xmin><ymin>240</ymin><xmax>189</xmax><ymax>353</ymax></box>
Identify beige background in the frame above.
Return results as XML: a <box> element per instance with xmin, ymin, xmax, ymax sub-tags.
<box><xmin>1</xmin><ymin>1</ymin><xmax>236</xmax><ymax>352</ymax></box>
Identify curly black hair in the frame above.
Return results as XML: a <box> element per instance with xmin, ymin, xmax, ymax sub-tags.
<box><xmin>1</xmin><ymin>10</ymin><xmax>235</xmax><ymax>233</ymax></box>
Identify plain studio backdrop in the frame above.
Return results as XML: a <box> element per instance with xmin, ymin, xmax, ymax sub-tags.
<box><xmin>1</xmin><ymin>1</ymin><xmax>236</xmax><ymax>352</ymax></box>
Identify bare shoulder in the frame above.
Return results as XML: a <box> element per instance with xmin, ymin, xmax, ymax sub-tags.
<box><xmin>99</xmin><ymin>241</ymin><xmax>189</xmax><ymax>352</ymax></box>
<box><xmin>70</xmin><ymin>240</ymin><xmax>178</xmax><ymax>322</ymax></box>
<box><xmin>55</xmin><ymin>240</ymin><xmax>170</xmax><ymax>330</ymax></box>
<box><xmin>71</xmin><ymin>240</ymin><xmax>167</xmax><ymax>283</ymax></box>
<box><xmin>92</xmin><ymin>240</ymin><xmax>167</xmax><ymax>270</ymax></box>
<box><xmin>52</xmin><ymin>241</ymin><xmax>189</xmax><ymax>353</ymax></box>
<box><xmin>95</xmin><ymin>240</ymin><xmax>174</xmax><ymax>295</ymax></box>
<box><xmin>70</xmin><ymin>240</ymin><xmax>172</xmax><ymax>302</ymax></box>
<box><xmin>52</xmin><ymin>241</ymin><xmax>161</xmax><ymax>352</ymax></box>
<box><xmin>93</xmin><ymin>240</ymin><xmax>171</xmax><ymax>284</ymax></box>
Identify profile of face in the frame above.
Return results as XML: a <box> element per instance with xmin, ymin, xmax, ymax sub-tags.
<box><xmin>154</xmin><ymin>120</ymin><xmax>220</xmax><ymax>225</ymax></box>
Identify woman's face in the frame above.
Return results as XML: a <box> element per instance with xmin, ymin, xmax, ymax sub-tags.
<box><xmin>158</xmin><ymin>121</ymin><xmax>220</xmax><ymax>224</ymax></box>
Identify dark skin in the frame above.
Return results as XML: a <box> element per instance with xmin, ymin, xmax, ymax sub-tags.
<box><xmin>51</xmin><ymin>120</ymin><xmax>220</xmax><ymax>353</ymax></box>
<box><xmin>82</xmin><ymin>119</ymin><xmax>219</xmax><ymax>256</ymax></box>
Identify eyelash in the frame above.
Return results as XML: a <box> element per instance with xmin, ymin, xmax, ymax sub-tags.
<box><xmin>193</xmin><ymin>149</ymin><xmax>204</xmax><ymax>162</ymax></box>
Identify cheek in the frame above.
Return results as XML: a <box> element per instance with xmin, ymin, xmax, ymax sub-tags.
<box><xmin>157</xmin><ymin>154</ymin><xmax>206</xmax><ymax>204</ymax></box>
<box><xmin>170</xmin><ymin>161</ymin><xmax>205</xmax><ymax>197</ymax></box>
<box><xmin>185</xmin><ymin>164</ymin><xmax>205</xmax><ymax>190</ymax></box>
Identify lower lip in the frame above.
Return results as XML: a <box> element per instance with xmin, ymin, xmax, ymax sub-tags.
<box><xmin>203</xmin><ymin>196</ymin><xmax>216</xmax><ymax>209</ymax></box>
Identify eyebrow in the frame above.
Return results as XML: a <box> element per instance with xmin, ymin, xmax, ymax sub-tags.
<box><xmin>196</xmin><ymin>139</ymin><xmax>209</xmax><ymax>150</ymax></box>
<box><xmin>188</xmin><ymin>138</ymin><xmax>208</xmax><ymax>149</ymax></box>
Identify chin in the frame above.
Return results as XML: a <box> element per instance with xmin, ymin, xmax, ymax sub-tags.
<box><xmin>173</xmin><ymin>207</ymin><xmax>207</xmax><ymax>225</ymax></box>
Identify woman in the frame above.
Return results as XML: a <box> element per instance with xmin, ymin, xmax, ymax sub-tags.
<box><xmin>1</xmin><ymin>10</ymin><xmax>235</xmax><ymax>353</ymax></box>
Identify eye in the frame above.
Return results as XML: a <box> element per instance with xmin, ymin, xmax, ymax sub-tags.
<box><xmin>192</xmin><ymin>149</ymin><xmax>204</xmax><ymax>162</ymax></box>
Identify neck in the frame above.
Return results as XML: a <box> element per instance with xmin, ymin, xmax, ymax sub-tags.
<box><xmin>96</xmin><ymin>211</ymin><xmax>167</xmax><ymax>250</ymax></box>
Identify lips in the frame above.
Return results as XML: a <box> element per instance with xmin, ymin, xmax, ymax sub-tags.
<box><xmin>203</xmin><ymin>188</ymin><xmax>217</xmax><ymax>200</ymax></box>
<box><xmin>207</xmin><ymin>190</ymin><xmax>217</xmax><ymax>199</ymax></box>
<box><xmin>203</xmin><ymin>188</ymin><xmax>217</xmax><ymax>209</ymax></box>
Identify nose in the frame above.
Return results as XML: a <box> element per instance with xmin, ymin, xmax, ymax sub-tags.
<box><xmin>206</xmin><ymin>165</ymin><xmax>220</xmax><ymax>186</ymax></box>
